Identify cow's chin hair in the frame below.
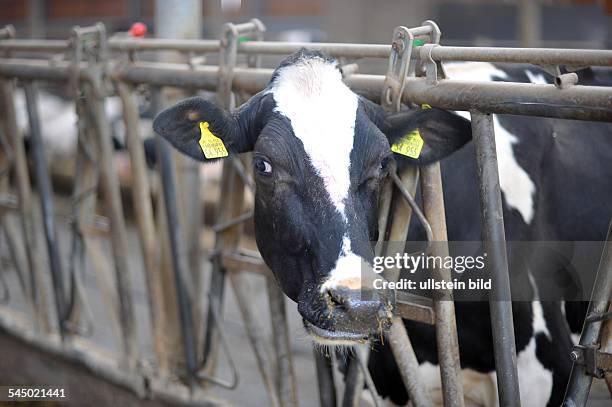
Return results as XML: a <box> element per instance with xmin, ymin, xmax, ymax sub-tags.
<box><xmin>304</xmin><ymin>320</ymin><xmax>370</xmax><ymax>352</ymax></box>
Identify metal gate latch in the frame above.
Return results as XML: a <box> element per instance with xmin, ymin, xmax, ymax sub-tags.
<box><xmin>570</xmin><ymin>344</ymin><xmax>612</xmax><ymax>378</ymax></box>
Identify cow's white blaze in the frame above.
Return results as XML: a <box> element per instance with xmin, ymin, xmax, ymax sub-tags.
<box><xmin>269</xmin><ymin>56</ymin><xmax>364</xmax><ymax>293</ymax></box>
<box><xmin>320</xmin><ymin>237</ymin><xmax>365</xmax><ymax>293</ymax></box>
<box><xmin>269</xmin><ymin>56</ymin><xmax>358</xmax><ymax>218</ymax></box>
<box><xmin>446</xmin><ymin>62</ymin><xmax>536</xmax><ymax>224</ymax></box>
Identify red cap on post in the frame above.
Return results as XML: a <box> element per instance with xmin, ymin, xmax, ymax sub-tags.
<box><xmin>128</xmin><ymin>22</ymin><xmax>147</xmax><ymax>38</ymax></box>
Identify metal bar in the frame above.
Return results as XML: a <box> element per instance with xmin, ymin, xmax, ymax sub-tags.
<box><xmin>0</xmin><ymin>39</ymin><xmax>69</xmax><ymax>52</ymax></box>
<box><xmin>420</xmin><ymin>163</ymin><xmax>464</xmax><ymax>407</ymax></box>
<box><xmin>23</xmin><ymin>82</ymin><xmax>67</xmax><ymax>337</ymax></box>
<box><xmin>1</xmin><ymin>58</ymin><xmax>611</xmax><ymax>122</ymax></box>
<box><xmin>348</xmin><ymin>75</ymin><xmax>612</xmax><ymax>122</ymax></box>
<box><xmin>388</xmin><ymin>317</ymin><xmax>433</xmax><ymax>406</ymax></box>
<box><xmin>157</xmin><ymin>135</ymin><xmax>198</xmax><ymax>383</ymax></box>
<box><xmin>116</xmin><ymin>81</ymin><xmax>169</xmax><ymax>373</ymax></box>
<box><xmin>342</xmin><ymin>356</ymin><xmax>365</xmax><ymax>407</ymax></box>
<box><xmin>228</xmin><ymin>271</ymin><xmax>280</xmax><ymax>407</ymax></box>
<box><xmin>238</xmin><ymin>41</ymin><xmax>390</xmax><ymax>58</ymax></box>
<box><xmin>267</xmin><ymin>278</ymin><xmax>298</xmax><ymax>407</ymax></box>
<box><xmin>83</xmin><ymin>83</ymin><xmax>137</xmax><ymax>370</ymax></box>
<box><xmin>471</xmin><ymin>111</ymin><xmax>521</xmax><ymax>406</ymax></box>
<box><xmin>109</xmin><ymin>37</ymin><xmax>220</xmax><ymax>53</ymax></box>
<box><xmin>424</xmin><ymin>45</ymin><xmax>612</xmax><ymax>66</ymax></box>
<box><xmin>108</xmin><ymin>35</ymin><xmax>612</xmax><ymax>67</ymax></box>
<box><xmin>112</xmin><ymin>62</ymin><xmax>612</xmax><ymax>122</ymax></box>
<box><xmin>314</xmin><ymin>350</ymin><xmax>337</xmax><ymax>407</ymax></box>
<box><xmin>563</xmin><ymin>225</ymin><xmax>612</xmax><ymax>406</ymax></box>
<box><xmin>2</xmin><ymin>37</ymin><xmax>611</xmax><ymax>66</ymax></box>
<box><xmin>0</xmin><ymin>80</ymin><xmax>49</xmax><ymax>332</ymax></box>
<box><xmin>147</xmin><ymin>87</ymin><xmax>188</xmax><ymax>376</ymax></box>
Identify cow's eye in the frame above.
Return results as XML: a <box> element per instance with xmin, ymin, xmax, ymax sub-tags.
<box><xmin>253</xmin><ymin>156</ymin><xmax>273</xmax><ymax>175</ymax></box>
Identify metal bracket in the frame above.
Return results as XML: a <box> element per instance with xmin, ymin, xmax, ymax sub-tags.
<box><xmin>536</xmin><ymin>64</ymin><xmax>579</xmax><ymax>89</ymax></box>
<box><xmin>570</xmin><ymin>344</ymin><xmax>609</xmax><ymax>379</ymax></box>
<box><xmin>382</xmin><ymin>26</ymin><xmax>413</xmax><ymax>112</ymax></box>
<box><xmin>218</xmin><ymin>18</ymin><xmax>265</xmax><ymax>109</ymax></box>
<box><xmin>69</xmin><ymin>23</ymin><xmax>108</xmax><ymax>100</ymax></box>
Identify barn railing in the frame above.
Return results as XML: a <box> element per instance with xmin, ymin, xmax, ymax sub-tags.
<box><xmin>0</xmin><ymin>19</ymin><xmax>610</xmax><ymax>407</ymax></box>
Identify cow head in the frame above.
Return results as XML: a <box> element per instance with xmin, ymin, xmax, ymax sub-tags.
<box><xmin>153</xmin><ymin>49</ymin><xmax>471</xmax><ymax>345</ymax></box>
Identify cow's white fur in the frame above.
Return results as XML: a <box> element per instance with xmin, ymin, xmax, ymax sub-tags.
<box><xmin>516</xmin><ymin>301</ymin><xmax>553</xmax><ymax>406</ymax></box>
<box><xmin>415</xmin><ymin>302</ymin><xmax>553</xmax><ymax>406</ymax></box>
<box><xmin>269</xmin><ymin>56</ymin><xmax>358</xmax><ymax>219</ymax></box>
<box><xmin>525</xmin><ymin>70</ymin><xmax>548</xmax><ymax>85</ymax></box>
<box><xmin>445</xmin><ymin>62</ymin><xmax>537</xmax><ymax>224</ymax></box>
<box><xmin>268</xmin><ymin>56</ymin><xmax>366</xmax><ymax>293</ymax></box>
<box><xmin>320</xmin><ymin>236</ymin><xmax>378</xmax><ymax>293</ymax></box>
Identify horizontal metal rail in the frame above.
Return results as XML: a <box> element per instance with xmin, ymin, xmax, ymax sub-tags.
<box><xmin>0</xmin><ymin>39</ymin><xmax>69</xmax><ymax>52</ymax></box>
<box><xmin>109</xmin><ymin>38</ymin><xmax>220</xmax><ymax>53</ymax></box>
<box><xmin>1</xmin><ymin>58</ymin><xmax>610</xmax><ymax>122</ymax></box>
<box><xmin>420</xmin><ymin>45</ymin><xmax>612</xmax><ymax>67</ymax></box>
<box><xmin>3</xmin><ymin>35</ymin><xmax>611</xmax><ymax>69</ymax></box>
<box><xmin>114</xmin><ymin>63</ymin><xmax>612</xmax><ymax>122</ymax></box>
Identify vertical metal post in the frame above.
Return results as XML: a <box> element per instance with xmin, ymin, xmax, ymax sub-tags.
<box><xmin>229</xmin><ymin>272</ymin><xmax>280</xmax><ymax>407</ymax></box>
<box><xmin>518</xmin><ymin>0</ymin><xmax>541</xmax><ymax>48</ymax></box>
<box><xmin>154</xmin><ymin>1</ymin><xmax>204</xmax><ymax>345</ymax></box>
<box><xmin>314</xmin><ymin>350</ymin><xmax>337</xmax><ymax>407</ymax></box>
<box><xmin>157</xmin><ymin>135</ymin><xmax>198</xmax><ymax>383</ymax></box>
<box><xmin>471</xmin><ymin>111</ymin><xmax>521</xmax><ymax>406</ymax></box>
<box><xmin>27</xmin><ymin>0</ymin><xmax>45</xmax><ymax>39</ymax></box>
<box><xmin>116</xmin><ymin>81</ymin><xmax>169</xmax><ymax>373</ymax></box>
<box><xmin>378</xmin><ymin>24</ymin><xmax>433</xmax><ymax>407</ymax></box>
<box><xmin>563</xmin><ymin>225</ymin><xmax>612</xmax><ymax>406</ymax></box>
<box><xmin>267</xmin><ymin>278</ymin><xmax>298</xmax><ymax>407</ymax></box>
<box><xmin>23</xmin><ymin>82</ymin><xmax>66</xmax><ymax>337</ymax></box>
<box><xmin>388</xmin><ymin>317</ymin><xmax>432</xmax><ymax>407</ymax></box>
<box><xmin>420</xmin><ymin>163</ymin><xmax>465</xmax><ymax>407</ymax></box>
<box><xmin>83</xmin><ymin>83</ymin><xmax>138</xmax><ymax>370</ymax></box>
<box><xmin>0</xmin><ymin>80</ymin><xmax>49</xmax><ymax>332</ymax></box>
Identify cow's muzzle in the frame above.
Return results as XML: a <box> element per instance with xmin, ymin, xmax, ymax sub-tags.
<box><xmin>299</xmin><ymin>283</ymin><xmax>394</xmax><ymax>344</ymax></box>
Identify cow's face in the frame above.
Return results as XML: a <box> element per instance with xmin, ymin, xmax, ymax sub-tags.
<box><xmin>154</xmin><ymin>50</ymin><xmax>471</xmax><ymax>345</ymax></box>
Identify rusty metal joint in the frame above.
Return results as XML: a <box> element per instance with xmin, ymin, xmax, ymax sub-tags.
<box><xmin>420</xmin><ymin>44</ymin><xmax>440</xmax><ymax>85</ymax></box>
<box><xmin>585</xmin><ymin>309</ymin><xmax>612</xmax><ymax>323</ymax></box>
<box><xmin>570</xmin><ymin>344</ymin><xmax>605</xmax><ymax>379</ymax></box>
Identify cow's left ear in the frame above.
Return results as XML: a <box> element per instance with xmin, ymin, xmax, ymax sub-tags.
<box><xmin>362</xmin><ymin>99</ymin><xmax>472</xmax><ymax>165</ymax></box>
<box><xmin>153</xmin><ymin>92</ymin><xmax>271</xmax><ymax>162</ymax></box>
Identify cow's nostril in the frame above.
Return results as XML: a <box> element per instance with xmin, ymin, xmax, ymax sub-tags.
<box><xmin>326</xmin><ymin>289</ymin><xmax>345</xmax><ymax>308</ymax></box>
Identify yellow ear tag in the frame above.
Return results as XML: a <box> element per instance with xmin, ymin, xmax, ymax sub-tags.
<box><xmin>421</xmin><ymin>103</ymin><xmax>432</xmax><ymax>109</ymax></box>
<box><xmin>391</xmin><ymin>129</ymin><xmax>424</xmax><ymax>159</ymax></box>
<box><xmin>198</xmin><ymin>121</ymin><xmax>228</xmax><ymax>159</ymax></box>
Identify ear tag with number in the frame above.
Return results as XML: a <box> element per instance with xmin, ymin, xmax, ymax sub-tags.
<box><xmin>391</xmin><ymin>129</ymin><xmax>424</xmax><ymax>159</ymax></box>
<box><xmin>198</xmin><ymin>121</ymin><xmax>228</xmax><ymax>159</ymax></box>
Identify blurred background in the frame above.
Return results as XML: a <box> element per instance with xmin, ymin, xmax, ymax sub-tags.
<box><xmin>1</xmin><ymin>0</ymin><xmax>612</xmax><ymax>48</ymax></box>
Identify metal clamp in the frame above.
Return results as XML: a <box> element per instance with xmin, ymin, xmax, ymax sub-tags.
<box><xmin>382</xmin><ymin>26</ymin><xmax>413</xmax><ymax>112</ymax></box>
<box><xmin>218</xmin><ymin>18</ymin><xmax>265</xmax><ymax>109</ymax></box>
<box><xmin>570</xmin><ymin>344</ymin><xmax>606</xmax><ymax>379</ymax></box>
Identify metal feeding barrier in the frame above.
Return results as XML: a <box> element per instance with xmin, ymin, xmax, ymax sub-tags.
<box><xmin>0</xmin><ymin>18</ymin><xmax>610</xmax><ymax>407</ymax></box>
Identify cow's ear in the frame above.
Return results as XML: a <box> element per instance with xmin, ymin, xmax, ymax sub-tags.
<box><xmin>153</xmin><ymin>92</ymin><xmax>270</xmax><ymax>162</ymax></box>
<box><xmin>363</xmin><ymin>99</ymin><xmax>472</xmax><ymax>166</ymax></box>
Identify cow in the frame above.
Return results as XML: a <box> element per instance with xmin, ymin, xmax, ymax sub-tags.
<box><xmin>153</xmin><ymin>50</ymin><xmax>612</xmax><ymax>406</ymax></box>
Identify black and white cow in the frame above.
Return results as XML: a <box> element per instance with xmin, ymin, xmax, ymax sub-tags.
<box><xmin>153</xmin><ymin>50</ymin><xmax>612</xmax><ymax>406</ymax></box>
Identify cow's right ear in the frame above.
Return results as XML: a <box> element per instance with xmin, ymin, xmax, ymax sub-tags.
<box><xmin>153</xmin><ymin>92</ymin><xmax>270</xmax><ymax>162</ymax></box>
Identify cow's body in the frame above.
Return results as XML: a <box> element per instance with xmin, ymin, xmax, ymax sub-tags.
<box><xmin>153</xmin><ymin>53</ymin><xmax>611</xmax><ymax>407</ymax></box>
<box><xmin>370</xmin><ymin>63</ymin><xmax>612</xmax><ymax>406</ymax></box>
